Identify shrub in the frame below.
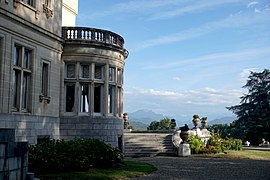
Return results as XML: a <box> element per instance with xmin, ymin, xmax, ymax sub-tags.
<box><xmin>207</xmin><ymin>131</ymin><xmax>243</xmax><ymax>152</ymax></box>
<box><xmin>188</xmin><ymin>135</ymin><xmax>204</xmax><ymax>154</ymax></box>
<box><xmin>29</xmin><ymin>139</ymin><xmax>124</xmax><ymax>172</ymax></box>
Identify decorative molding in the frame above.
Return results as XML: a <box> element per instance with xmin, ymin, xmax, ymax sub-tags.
<box><xmin>39</xmin><ymin>95</ymin><xmax>51</xmax><ymax>104</ymax></box>
<box><xmin>43</xmin><ymin>4</ymin><xmax>53</xmax><ymax>19</ymax></box>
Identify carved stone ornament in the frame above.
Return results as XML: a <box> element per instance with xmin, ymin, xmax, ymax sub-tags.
<box><xmin>43</xmin><ymin>4</ymin><xmax>53</xmax><ymax>18</ymax></box>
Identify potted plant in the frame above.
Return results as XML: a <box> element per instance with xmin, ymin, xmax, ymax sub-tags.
<box><xmin>179</xmin><ymin>124</ymin><xmax>189</xmax><ymax>143</ymax></box>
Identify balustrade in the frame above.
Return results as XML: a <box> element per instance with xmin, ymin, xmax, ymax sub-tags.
<box><xmin>62</xmin><ymin>27</ymin><xmax>124</xmax><ymax>48</ymax></box>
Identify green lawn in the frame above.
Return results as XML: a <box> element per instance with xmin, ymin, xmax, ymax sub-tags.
<box><xmin>36</xmin><ymin>160</ymin><xmax>157</xmax><ymax>180</ymax></box>
<box><xmin>193</xmin><ymin>150</ymin><xmax>270</xmax><ymax>160</ymax></box>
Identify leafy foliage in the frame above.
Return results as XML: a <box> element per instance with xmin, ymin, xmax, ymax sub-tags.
<box><xmin>29</xmin><ymin>139</ymin><xmax>124</xmax><ymax>172</ymax></box>
<box><xmin>188</xmin><ymin>132</ymin><xmax>242</xmax><ymax>154</ymax></box>
<box><xmin>147</xmin><ymin>117</ymin><xmax>172</xmax><ymax>130</ymax></box>
<box><xmin>227</xmin><ymin>69</ymin><xmax>270</xmax><ymax>144</ymax></box>
<box><xmin>188</xmin><ymin>135</ymin><xmax>204</xmax><ymax>154</ymax></box>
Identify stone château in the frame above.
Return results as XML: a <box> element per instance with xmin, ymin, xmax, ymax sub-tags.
<box><xmin>0</xmin><ymin>0</ymin><xmax>128</xmax><ymax>149</ymax></box>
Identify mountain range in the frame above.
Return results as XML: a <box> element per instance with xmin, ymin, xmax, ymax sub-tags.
<box><xmin>127</xmin><ymin>109</ymin><xmax>236</xmax><ymax>130</ymax></box>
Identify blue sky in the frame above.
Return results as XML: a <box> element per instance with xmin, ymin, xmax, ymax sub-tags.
<box><xmin>77</xmin><ymin>0</ymin><xmax>270</xmax><ymax>123</ymax></box>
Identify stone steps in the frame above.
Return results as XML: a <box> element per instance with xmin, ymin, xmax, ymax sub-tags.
<box><xmin>124</xmin><ymin>133</ymin><xmax>177</xmax><ymax>157</ymax></box>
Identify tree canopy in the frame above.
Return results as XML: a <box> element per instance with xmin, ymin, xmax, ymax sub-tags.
<box><xmin>227</xmin><ymin>69</ymin><xmax>270</xmax><ymax>144</ymax></box>
<box><xmin>147</xmin><ymin>118</ymin><xmax>172</xmax><ymax>130</ymax></box>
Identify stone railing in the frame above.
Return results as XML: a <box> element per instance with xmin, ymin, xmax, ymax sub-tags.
<box><xmin>62</xmin><ymin>27</ymin><xmax>125</xmax><ymax>49</ymax></box>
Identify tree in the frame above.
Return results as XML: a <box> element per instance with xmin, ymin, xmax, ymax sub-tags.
<box><xmin>227</xmin><ymin>69</ymin><xmax>270</xmax><ymax>144</ymax></box>
<box><xmin>147</xmin><ymin>118</ymin><xmax>171</xmax><ymax>130</ymax></box>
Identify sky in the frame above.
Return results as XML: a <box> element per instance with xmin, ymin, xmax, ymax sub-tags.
<box><xmin>76</xmin><ymin>0</ymin><xmax>270</xmax><ymax>123</ymax></box>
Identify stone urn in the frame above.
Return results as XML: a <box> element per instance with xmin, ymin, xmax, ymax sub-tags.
<box><xmin>192</xmin><ymin>114</ymin><xmax>200</xmax><ymax>128</ymax></box>
<box><xmin>201</xmin><ymin>117</ymin><xmax>207</xmax><ymax>129</ymax></box>
<box><xmin>180</xmin><ymin>131</ymin><xmax>189</xmax><ymax>144</ymax></box>
<box><xmin>179</xmin><ymin>124</ymin><xmax>189</xmax><ymax>143</ymax></box>
<box><xmin>123</xmin><ymin>113</ymin><xmax>129</xmax><ymax>129</ymax></box>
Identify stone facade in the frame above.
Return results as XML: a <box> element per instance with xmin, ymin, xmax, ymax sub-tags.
<box><xmin>0</xmin><ymin>129</ymin><xmax>28</xmax><ymax>180</ymax></box>
<box><xmin>0</xmin><ymin>0</ymin><xmax>128</xmax><ymax>147</ymax></box>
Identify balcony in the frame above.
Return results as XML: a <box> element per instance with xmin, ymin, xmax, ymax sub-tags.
<box><xmin>62</xmin><ymin>27</ymin><xmax>126</xmax><ymax>51</ymax></box>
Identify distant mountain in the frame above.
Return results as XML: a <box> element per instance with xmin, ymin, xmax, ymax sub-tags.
<box><xmin>128</xmin><ymin>121</ymin><xmax>148</xmax><ymax>131</ymax></box>
<box><xmin>208</xmin><ymin>116</ymin><xmax>237</xmax><ymax>125</ymax></box>
<box><xmin>128</xmin><ymin>109</ymin><xmax>167</xmax><ymax>125</ymax></box>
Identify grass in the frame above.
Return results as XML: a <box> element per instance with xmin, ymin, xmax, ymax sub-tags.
<box><xmin>36</xmin><ymin>160</ymin><xmax>157</xmax><ymax>180</ymax></box>
<box><xmin>193</xmin><ymin>150</ymin><xmax>270</xmax><ymax>160</ymax></box>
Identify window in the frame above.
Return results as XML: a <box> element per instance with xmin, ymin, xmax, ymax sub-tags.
<box><xmin>26</xmin><ymin>0</ymin><xmax>35</xmax><ymax>7</ymax></box>
<box><xmin>12</xmin><ymin>45</ymin><xmax>32</xmax><ymax>112</ymax></box>
<box><xmin>117</xmin><ymin>69</ymin><xmax>122</xmax><ymax>84</ymax></box>
<box><xmin>108</xmin><ymin>85</ymin><xmax>115</xmax><ymax>114</ymax></box>
<box><xmin>109</xmin><ymin>67</ymin><xmax>115</xmax><ymax>82</ymax></box>
<box><xmin>94</xmin><ymin>65</ymin><xmax>103</xmax><ymax>79</ymax></box>
<box><xmin>80</xmin><ymin>84</ymin><xmax>89</xmax><ymax>112</ymax></box>
<box><xmin>66</xmin><ymin>64</ymin><xmax>76</xmax><ymax>78</ymax></box>
<box><xmin>65</xmin><ymin>84</ymin><xmax>75</xmax><ymax>112</ymax></box>
<box><xmin>41</xmin><ymin>63</ymin><xmax>49</xmax><ymax>96</ymax></box>
<box><xmin>94</xmin><ymin>84</ymin><xmax>102</xmax><ymax>113</ymax></box>
<box><xmin>81</xmin><ymin>65</ymin><xmax>90</xmax><ymax>78</ymax></box>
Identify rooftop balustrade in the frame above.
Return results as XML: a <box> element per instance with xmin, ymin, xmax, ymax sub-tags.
<box><xmin>62</xmin><ymin>27</ymin><xmax>125</xmax><ymax>49</ymax></box>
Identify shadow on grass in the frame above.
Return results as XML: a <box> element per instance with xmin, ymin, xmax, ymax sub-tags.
<box><xmin>36</xmin><ymin>160</ymin><xmax>157</xmax><ymax>180</ymax></box>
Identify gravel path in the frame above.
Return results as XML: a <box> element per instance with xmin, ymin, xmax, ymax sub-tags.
<box><xmin>128</xmin><ymin>156</ymin><xmax>270</xmax><ymax>180</ymax></box>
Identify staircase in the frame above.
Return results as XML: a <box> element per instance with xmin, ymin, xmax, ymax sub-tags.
<box><xmin>124</xmin><ymin>132</ymin><xmax>177</xmax><ymax>157</ymax></box>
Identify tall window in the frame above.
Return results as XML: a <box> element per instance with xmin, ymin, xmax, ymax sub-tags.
<box><xmin>108</xmin><ymin>85</ymin><xmax>115</xmax><ymax>114</ymax></box>
<box><xmin>12</xmin><ymin>45</ymin><xmax>32</xmax><ymax>112</ymax></box>
<box><xmin>109</xmin><ymin>67</ymin><xmax>115</xmax><ymax>82</ymax></box>
<box><xmin>41</xmin><ymin>62</ymin><xmax>49</xmax><ymax>96</ymax></box>
<box><xmin>26</xmin><ymin>0</ymin><xmax>35</xmax><ymax>7</ymax></box>
<box><xmin>80</xmin><ymin>84</ymin><xmax>89</xmax><ymax>112</ymax></box>
<box><xmin>65</xmin><ymin>84</ymin><xmax>75</xmax><ymax>112</ymax></box>
<box><xmin>94</xmin><ymin>84</ymin><xmax>102</xmax><ymax>113</ymax></box>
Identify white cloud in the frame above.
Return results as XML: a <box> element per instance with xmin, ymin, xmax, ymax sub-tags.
<box><xmin>133</xmin><ymin>10</ymin><xmax>270</xmax><ymax>51</ymax></box>
<box><xmin>124</xmin><ymin>87</ymin><xmax>243</xmax><ymax>120</ymax></box>
<box><xmin>173</xmin><ymin>76</ymin><xmax>181</xmax><ymax>81</ymax></box>
<box><xmin>150</xmin><ymin>0</ymin><xmax>241</xmax><ymax>20</ymax></box>
<box><xmin>125</xmin><ymin>87</ymin><xmax>242</xmax><ymax>105</ymax></box>
<box><xmin>144</xmin><ymin>46</ymin><xmax>270</xmax><ymax>70</ymax></box>
<box><xmin>239</xmin><ymin>68</ymin><xmax>258</xmax><ymax>83</ymax></box>
<box><xmin>247</xmin><ymin>1</ymin><xmax>258</xmax><ymax>8</ymax></box>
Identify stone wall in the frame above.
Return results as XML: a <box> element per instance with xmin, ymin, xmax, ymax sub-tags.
<box><xmin>60</xmin><ymin>116</ymin><xmax>124</xmax><ymax>149</ymax></box>
<box><xmin>0</xmin><ymin>129</ymin><xmax>28</xmax><ymax>180</ymax></box>
<box><xmin>0</xmin><ymin>114</ymin><xmax>60</xmax><ymax>144</ymax></box>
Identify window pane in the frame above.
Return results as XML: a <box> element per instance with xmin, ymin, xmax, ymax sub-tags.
<box><xmin>66</xmin><ymin>64</ymin><xmax>75</xmax><ymax>78</ymax></box>
<box><xmin>94</xmin><ymin>84</ymin><xmax>102</xmax><ymax>113</ymax></box>
<box><xmin>27</xmin><ymin>0</ymin><xmax>35</xmax><ymax>7</ymax></box>
<box><xmin>108</xmin><ymin>85</ymin><xmax>115</xmax><ymax>114</ymax></box>
<box><xmin>22</xmin><ymin>72</ymin><xmax>30</xmax><ymax>110</ymax></box>
<box><xmin>118</xmin><ymin>87</ymin><xmax>122</xmax><ymax>116</ymax></box>
<box><xmin>117</xmin><ymin>69</ymin><xmax>122</xmax><ymax>84</ymax></box>
<box><xmin>42</xmin><ymin>63</ymin><xmax>49</xmax><ymax>96</ymax></box>
<box><xmin>80</xmin><ymin>84</ymin><xmax>89</xmax><ymax>112</ymax></box>
<box><xmin>81</xmin><ymin>65</ymin><xmax>89</xmax><ymax>78</ymax></box>
<box><xmin>14</xmin><ymin>46</ymin><xmax>20</xmax><ymax>66</ymax></box>
<box><xmin>12</xmin><ymin>70</ymin><xmax>20</xmax><ymax>109</ymax></box>
<box><xmin>94</xmin><ymin>65</ymin><xmax>102</xmax><ymax>79</ymax></box>
<box><xmin>109</xmin><ymin>67</ymin><xmax>115</xmax><ymax>82</ymax></box>
<box><xmin>23</xmin><ymin>49</ymin><xmax>31</xmax><ymax>69</ymax></box>
<box><xmin>66</xmin><ymin>84</ymin><xmax>75</xmax><ymax>112</ymax></box>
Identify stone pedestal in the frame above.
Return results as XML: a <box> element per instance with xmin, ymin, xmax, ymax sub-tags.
<box><xmin>178</xmin><ymin>143</ymin><xmax>191</xmax><ymax>157</ymax></box>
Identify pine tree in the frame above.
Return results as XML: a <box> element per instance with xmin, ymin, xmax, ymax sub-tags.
<box><xmin>227</xmin><ymin>69</ymin><xmax>270</xmax><ymax>144</ymax></box>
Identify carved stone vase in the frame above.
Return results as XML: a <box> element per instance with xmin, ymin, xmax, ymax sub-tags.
<box><xmin>180</xmin><ymin>131</ymin><xmax>189</xmax><ymax>144</ymax></box>
<box><xmin>192</xmin><ymin>118</ymin><xmax>200</xmax><ymax>128</ymax></box>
